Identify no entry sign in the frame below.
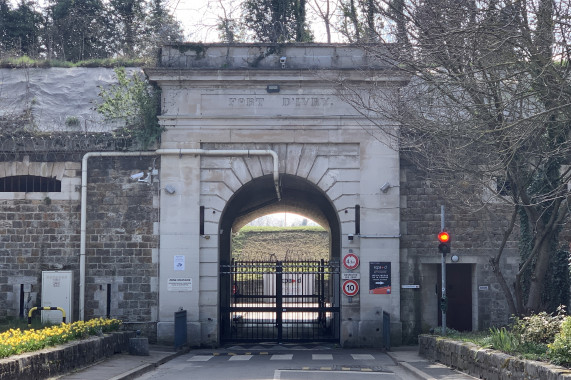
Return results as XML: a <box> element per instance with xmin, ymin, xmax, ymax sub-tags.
<box><xmin>342</xmin><ymin>279</ymin><xmax>359</xmax><ymax>296</ymax></box>
<box><xmin>343</xmin><ymin>253</ymin><xmax>359</xmax><ymax>270</ymax></box>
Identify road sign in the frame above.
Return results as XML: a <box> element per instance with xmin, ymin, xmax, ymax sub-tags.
<box><xmin>342</xmin><ymin>280</ymin><xmax>359</xmax><ymax>296</ymax></box>
<box><xmin>343</xmin><ymin>253</ymin><xmax>359</xmax><ymax>270</ymax></box>
<box><xmin>341</xmin><ymin>273</ymin><xmax>361</xmax><ymax>280</ymax></box>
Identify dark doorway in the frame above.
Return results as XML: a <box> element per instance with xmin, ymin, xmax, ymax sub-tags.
<box><xmin>438</xmin><ymin>264</ymin><xmax>472</xmax><ymax>331</ymax></box>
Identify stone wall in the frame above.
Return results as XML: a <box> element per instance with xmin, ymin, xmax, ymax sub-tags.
<box><xmin>84</xmin><ymin>156</ymin><xmax>159</xmax><ymax>339</ymax></box>
<box><xmin>419</xmin><ymin>335</ymin><xmax>571</xmax><ymax>380</ymax></box>
<box><xmin>400</xmin><ymin>159</ymin><xmax>521</xmax><ymax>343</ymax></box>
<box><xmin>0</xmin><ymin>155</ymin><xmax>159</xmax><ymax>341</ymax></box>
<box><xmin>0</xmin><ymin>331</ymin><xmax>134</xmax><ymax>380</ymax></box>
<box><xmin>0</xmin><ymin>158</ymin><xmax>81</xmax><ymax>320</ymax></box>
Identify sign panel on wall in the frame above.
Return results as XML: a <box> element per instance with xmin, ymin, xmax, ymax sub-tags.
<box><xmin>174</xmin><ymin>255</ymin><xmax>185</xmax><ymax>271</ymax></box>
<box><xmin>369</xmin><ymin>262</ymin><xmax>391</xmax><ymax>294</ymax></box>
<box><xmin>167</xmin><ymin>278</ymin><xmax>193</xmax><ymax>291</ymax></box>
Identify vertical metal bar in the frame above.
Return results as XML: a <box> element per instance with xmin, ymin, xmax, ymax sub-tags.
<box><xmin>441</xmin><ymin>205</ymin><xmax>446</xmax><ymax>335</ymax></box>
<box><xmin>199</xmin><ymin>206</ymin><xmax>205</xmax><ymax>235</ymax></box>
<box><xmin>355</xmin><ymin>205</ymin><xmax>361</xmax><ymax>235</ymax></box>
<box><xmin>106</xmin><ymin>283</ymin><xmax>111</xmax><ymax>318</ymax></box>
<box><xmin>276</xmin><ymin>261</ymin><xmax>283</xmax><ymax>342</ymax></box>
<box><xmin>19</xmin><ymin>284</ymin><xmax>24</xmax><ymax>318</ymax></box>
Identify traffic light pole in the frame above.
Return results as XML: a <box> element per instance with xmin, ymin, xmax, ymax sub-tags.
<box><xmin>441</xmin><ymin>205</ymin><xmax>447</xmax><ymax>335</ymax></box>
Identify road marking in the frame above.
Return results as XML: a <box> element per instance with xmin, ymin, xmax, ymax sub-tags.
<box><xmin>229</xmin><ymin>355</ymin><xmax>253</xmax><ymax>361</ymax></box>
<box><xmin>351</xmin><ymin>354</ymin><xmax>375</xmax><ymax>360</ymax></box>
<box><xmin>187</xmin><ymin>355</ymin><xmax>213</xmax><ymax>361</ymax></box>
<box><xmin>270</xmin><ymin>354</ymin><xmax>293</xmax><ymax>360</ymax></box>
<box><xmin>312</xmin><ymin>354</ymin><xmax>333</xmax><ymax>360</ymax></box>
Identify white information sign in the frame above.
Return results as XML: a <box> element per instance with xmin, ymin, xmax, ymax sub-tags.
<box><xmin>342</xmin><ymin>273</ymin><xmax>361</xmax><ymax>280</ymax></box>
<box><xmin>174</xmin><ymin>255</ymin><xmax>185</xmax><ymax>271</ymax></box>
<box><xmin>167</xmin><ymin>278</ymin><xmax>192</xmax><ymax>291</ymax></box>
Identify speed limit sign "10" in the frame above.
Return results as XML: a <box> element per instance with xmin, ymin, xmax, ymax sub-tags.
<box><xmin>342</xmin><ymin>280</ymin><xmax>359</xmax><ymax>296</ymax></box>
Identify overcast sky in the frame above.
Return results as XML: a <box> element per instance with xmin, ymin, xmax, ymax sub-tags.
<box><xmin>166</xmin><ymin>0</ymin><xmax>339</xmax><ymax>42</ymax></box>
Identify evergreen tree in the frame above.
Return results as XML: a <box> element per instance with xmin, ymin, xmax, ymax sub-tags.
<box><xmin>0</xmin><ymin>0</ymin><xmax>43</xmax><ymax>56</ymax></box>
<box><xmin>242</xmin><ymin>0</ymin><xmax>312</xmax><ymax>42</ymax></box>
<box><xmin>46</xmin><ymin>0</ymin><xmax>110</xmax><ymax>61</ymax></box>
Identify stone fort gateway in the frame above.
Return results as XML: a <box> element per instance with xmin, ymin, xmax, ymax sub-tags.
<box><xmin>1</xmin><ymin>43</ymin><xmax>554</xmax><ymax>347</ymax></box>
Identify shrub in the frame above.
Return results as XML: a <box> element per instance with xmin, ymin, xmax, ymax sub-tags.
<box><xmin>511</xmin><ymin>306</ymin><xmax>566</xmax><ymax>344</ymax></box>
<box><xmin>0</xmin><ymin>318</ymin><xmax>122</xmax><ymax>359</ymax></box>
<box><xmin>484</xmin><ymin>327</ymin><xmax>520</xmax><ymax>353</ymax></box>
<box><xmin>548</xmin><ymin>316</ymin><xmax>571</xmax><ymax>367</ymax></box>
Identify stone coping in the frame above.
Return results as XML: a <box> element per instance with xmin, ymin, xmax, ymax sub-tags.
<box><xmin>0</xmin><ymin>330</ymin><xmax>134</xmax><ymax>380</ymax></box>
<box><xmin>419</xmin><ymin>334</ymin><xmax>571</xmax><ymax>380</ymax></box>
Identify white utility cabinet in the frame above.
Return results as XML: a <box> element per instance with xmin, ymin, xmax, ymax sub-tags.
<box><xmin>41</xmin><ymin>271</ymin><xmax>73</xmax><ymax>324</ymax></box>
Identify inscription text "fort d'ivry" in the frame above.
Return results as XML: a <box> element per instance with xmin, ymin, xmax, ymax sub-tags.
<box><xmin>228</xmin><ymin>97</ymin><xmax>332</xmax><ymax>107</ymax></box>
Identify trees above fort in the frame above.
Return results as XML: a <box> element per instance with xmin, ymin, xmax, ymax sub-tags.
<box><xmin>340</xmin><ymin>0</ymin><xmax>570</xmax><ymax>315</ymax></box>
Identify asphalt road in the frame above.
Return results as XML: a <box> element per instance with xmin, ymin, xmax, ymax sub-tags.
<box><xmin>135</xmin><ymin>348</ymin><xmax>411</xmax><ymax>380</ymax></box>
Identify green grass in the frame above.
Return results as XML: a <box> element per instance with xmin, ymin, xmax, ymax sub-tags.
<box><xmin>0</xmin><ymin>316</ymin><xmax>52</xmax><ymax>333</ymax></box>
<box><xmin>0</xmin><ymin>56</ymin><xmax>148</xmax><ymax>68</ymax></box>
<box><xmin>434</xmin><ymin>329</ymin><xmax>550</xmax><ymax>362</ymax></box>
<box><xmin>238</xmin><ymin>226</ymin><xmax>326</xmax><ymax>233</ymax></box>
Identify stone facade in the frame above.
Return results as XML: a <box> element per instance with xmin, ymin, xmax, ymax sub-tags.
<box><xmin>419</xmin><ymin>335</ymin><xmax>571</xmax><ymax>380</ymax></box>
<box><xmin>0</xmin><ymin>44</ymin><xmax>567</xmax><ymax>347</ymax></box>
<box><xmin>399</xmin><ymin>160</ymin><xmax>520</xmax><ymax>343</ymax></box>
<box><xmin>0</xmin><ymin>154</ymin><xmax>158</xmax><ymax>340</ymax></box>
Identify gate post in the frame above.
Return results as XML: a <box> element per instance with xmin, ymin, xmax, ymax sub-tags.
<box><xmin>383</xmin><ymin>311</ymin><xmax>391</xmax><ymax>350</ymax></box>
<box><xmin>276</xmin><ymin>261</ymin><xmax>283</xmax><ymax>342</ymax></box>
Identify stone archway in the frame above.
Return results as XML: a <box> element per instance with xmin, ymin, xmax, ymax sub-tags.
<box><xmin>219</xmin><ymin>174</ymin><xmax>341</xmax><ymax>343</ymax></box>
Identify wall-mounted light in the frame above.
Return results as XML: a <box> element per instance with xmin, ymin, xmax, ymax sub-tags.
<box><xmin>266</xmin><ymin>84</ymin><xmax>280</xmax><ymax>93</ymax></box>
<box><xmin>130</xmin><ymin>172</ymin><xmax>145</xmax><ymax>180</ymax></box>
<box><xmin>165</xmin><ymin>184</ymin><xmax>176</xmax><ymax>194</ymax></box>
<box><xmin>451</xmin><ymin>255</ymin><xmax>460</xmax><ymax>262</ymax></box>
<box><xmin>280</xmin><ymin>56</ymin><xmax>287</xmax><ymax>69</ymax></box>
<box><xmin>380</xmin><ymin>182</ymin><xmax>391</xmax><ymax>193</ymax></box>
<box><xmin>348</xmin><ymin>234</ymin><xmax>354</xmax><ymax>241</ymax></box>
<box><xmin>130</xmin><ymin>171</ymin><xmax>150</xmax><ymax>183</ymax></box>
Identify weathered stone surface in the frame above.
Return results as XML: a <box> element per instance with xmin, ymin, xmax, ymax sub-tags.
<box><xmin>419</xmin><ymin>335</ymin><xmax>571</xmax><ymax>380</ymax></box>
<box><xmin>0</xmin><ymin>331</ymin><xmax>134</xmax><ymax>380</ymax></box>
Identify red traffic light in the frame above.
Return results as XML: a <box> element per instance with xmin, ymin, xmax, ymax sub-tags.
<box><xmin>438</xmin><ymin>231</ymin><xmax>450</xmax><ymax>243</ymax></box>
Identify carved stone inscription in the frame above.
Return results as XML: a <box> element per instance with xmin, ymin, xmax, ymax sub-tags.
<box><xmin>202</xmin><ymin>94</ymin><xmax>343</xmax><ymax>116</ymax></box>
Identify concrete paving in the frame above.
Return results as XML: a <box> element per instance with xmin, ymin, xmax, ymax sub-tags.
<box><xmin>52</xmin><ymin>344</ymin><xmax>478</xmax><ymax>380</ymax></box>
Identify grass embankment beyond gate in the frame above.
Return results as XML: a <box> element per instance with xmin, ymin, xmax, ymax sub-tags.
<box><xmin>232</xmin><ymin>226</ymin><xmax>329</xmax><ymax>262</ymax></box>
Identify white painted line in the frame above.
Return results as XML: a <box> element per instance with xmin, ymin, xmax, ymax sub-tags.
<box><xmin>187</xmin><ymin>355</ymin><xmax>213</xmax><ymax>361</ymax></box>
<box><xmin>229</xmin><ymin>355</ymin><xmax>253</xmax><ymax>361</ymax></box>
<box><xmin>351</xmin><ymin>354</ymin><xmax>376</xmax><ymax>360</ymax></box>
<box><xmin>270</xmin><ymin>354</ymin><xmax>293</xmax><ymax>360</ymax></box>
<box><xmin>274</xmin><ymin>370</ymin><xmax>388</xmax><ymax>378</ymax></box>
<box><xmin>312</xmin><ymin>354</ymin><xmax>333</xmax><ymax>360</ymax></box>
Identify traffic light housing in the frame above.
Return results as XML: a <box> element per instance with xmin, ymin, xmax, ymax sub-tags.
<box><xmin>438</xmin><ymin>231</ymin><xmax>451</xmax><ymax>255</ymax></box>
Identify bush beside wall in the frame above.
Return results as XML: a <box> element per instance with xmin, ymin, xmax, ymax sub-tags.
<box><xmin>419</xmin><ymin>335</ymin><xmax>571</xmax><ymax>380</ymax></box>
<box><xmin>0</xmin><ymin>331</ymin><xmax>134</xmax><ymax>380</ymax></box>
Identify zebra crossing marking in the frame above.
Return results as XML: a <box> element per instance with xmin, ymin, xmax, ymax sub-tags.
<box><xmin>270</xmin><ymin>354</ymin><xmax>293</xmax><ymax>360</ymax></box>
<box><xmin>351</xmin><ymin>354</ymin><xmax>375</xmax><ymax>360</ymax></box>
<box><xmin>312</xmin><ymin>354</ymin><xmax>333</xmax><ymax>360</ymax></box>
<box><xmin>187</xmin><ymin>355</ymin><xmax>213</xmax><ymax>362</ymax></box>
<box><xmin>229</xmin><ymin>355</ymin><xmax>253</xmax><ymax>361</ymax></box>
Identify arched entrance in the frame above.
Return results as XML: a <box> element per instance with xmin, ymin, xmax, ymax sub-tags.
<box><xmin>219</xmin><ymin>174</ymin><xmax>341</xmax><ymax>343</ymax></box>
